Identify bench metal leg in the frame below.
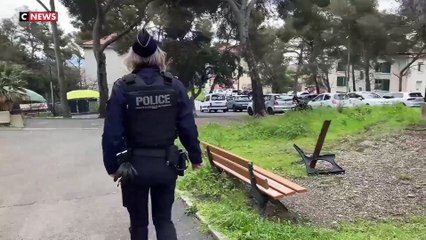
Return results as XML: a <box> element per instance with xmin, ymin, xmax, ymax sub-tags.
<box><xmin>248</xmin><ymin>162</ymin><xmax>269</xmax><ymax>216</ymax></box>
<box><xmin>293</xmin><ymin>144</ymin><xmax>345</xmax><ymax>175</ymax></box>
<box><xmin>206</xmin><ymin>146</ymin><xmax>222</xmax><ymax>174</ymax></box>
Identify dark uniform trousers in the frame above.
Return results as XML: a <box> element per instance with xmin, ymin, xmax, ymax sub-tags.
<box><xmin>121</xmin><ymin>151</ymin><xmax>178</xmax><ymax>240</ymax></box>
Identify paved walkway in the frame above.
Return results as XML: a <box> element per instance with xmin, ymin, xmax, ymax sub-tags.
<box><xmin>0</xmin><ymin>119</ymin><xmax>212</xmax><ymax>240</ymax></box>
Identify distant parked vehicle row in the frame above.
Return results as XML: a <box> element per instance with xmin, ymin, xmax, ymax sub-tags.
<box><xmin>308</xmin><ymin>93</ymin><xmax>363</xmax><ymax>108</ymax></box>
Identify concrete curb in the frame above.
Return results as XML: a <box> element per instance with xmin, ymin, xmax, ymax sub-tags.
<box><xmin>176</xmin><ymin>190</ymin><xmax>228</xmax><ymax>240</ymax></box>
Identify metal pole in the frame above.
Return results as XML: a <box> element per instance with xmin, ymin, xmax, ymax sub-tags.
<box><xmin>49</xmin><ymin>65</ymin><xmax>55</xmax><ymax>113</ymax></box>
<box><xmin>346</xmin><ymin>26</ymin><xmax>351</xmax><ymax>93</ymax></box>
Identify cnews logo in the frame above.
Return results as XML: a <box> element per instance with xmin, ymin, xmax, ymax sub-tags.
<box><xmin>19</xmin><ymin>12</ymin><xmax>58</xmax><ymax>22</ymax></box>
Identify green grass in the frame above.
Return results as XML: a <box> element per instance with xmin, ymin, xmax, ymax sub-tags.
<box><xmin>198</xmin><ymin>105</ymin><xmax>423</xmax><ymax>177</ymax></box>
<box><xmin>178</xmin><ymin>166</ymin><xmax>426</xmax><ymax>240</ymax></box>
<box><xmin>176</xmin><ymin>105</ymin><xmax>425</xmax><ymax>239</ymax></box>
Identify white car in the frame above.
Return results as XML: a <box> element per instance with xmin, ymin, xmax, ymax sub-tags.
<box><xmin>348</xmin><ymin>92</ymin><xmax>394</xmax><ymax>106</ymax></box>
<box><xmin>200</xmin><ymin>94</ymin><xmax>228</xmax><ymax>113</ymax></box>
<box><xmin>308</xmin><ymin>93</ymin><xmax>363</xmax><ymax>108</ymax></box>
<box><xmin>383</xmin><ymin>92</ymin><xmax>425</xmax><ymax>107</ymax></box>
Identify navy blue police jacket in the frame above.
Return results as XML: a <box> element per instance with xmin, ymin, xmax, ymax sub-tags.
<box><xmin>102</xmin><ymin>66</ymin><xmax>202</xmax><ymax>174</ymax></box>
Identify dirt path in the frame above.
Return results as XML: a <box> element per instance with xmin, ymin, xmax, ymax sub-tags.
<box><xmin>283</xmin><ymin>130</ymin><xmax>426</xmax><ymax>227</ymax></box>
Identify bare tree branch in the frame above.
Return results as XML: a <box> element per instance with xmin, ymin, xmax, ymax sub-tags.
<box><xmin>100</xmin><ymin>0</ymin><xmax>154</xmax><ymax>52</ymax></box>
<box><xmin>400</xmin><ymin>44</ymin><xmax>426</xmax><ymax>76</ymax></box>
<box><xmin>36</xmin><ymin>0</ymin><xmax>51</xmax><ymax>12</ymax></box>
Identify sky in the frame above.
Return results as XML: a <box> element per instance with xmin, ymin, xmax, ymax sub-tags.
<box><xmin>0</xmin><ymin>0</ymin><xmax>401</xmax><ymax>35</ymax></box>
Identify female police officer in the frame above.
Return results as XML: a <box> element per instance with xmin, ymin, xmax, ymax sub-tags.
<box><xmin>102</xmin><ymin>29</ymin><xmax>202</xmax><ymax>240</ymax></box>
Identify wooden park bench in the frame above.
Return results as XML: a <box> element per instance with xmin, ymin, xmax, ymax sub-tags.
<box><xmin>201</xmin><ymin>142</ymin><xmax>307</xmax><ymax>215</ymax></box>
<box><xmin>293</xmin><ymin>120</ymin><xmax>345</xmax><ymax>175</ymax></box>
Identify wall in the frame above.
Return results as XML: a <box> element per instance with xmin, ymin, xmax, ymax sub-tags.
<box><xmin>82</xmin><ymin>47</ymin><xmax>128</xmax><ymax>96</ymax></box>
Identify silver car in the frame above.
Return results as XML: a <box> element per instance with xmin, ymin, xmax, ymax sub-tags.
<box><xmin>247</xmin><ymin>94</ymin><xmax>295</xmax><ymax>115</ymax></box>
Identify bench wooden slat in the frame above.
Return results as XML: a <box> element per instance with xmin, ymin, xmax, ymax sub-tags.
<box><xmin>210</xmin><ymin>152</ymin><xmax>269</xmax><ymax>190</ymax></box>
<box><xmin>203</xmin><ymin>142</ymin><xmax>307</xmax><ymax>193</ymax></box>
<box><xmin>261</xmin><ymin>177</ymin><xmax>296</xmax><ymax>196</ymax></box>
<box><xmin>253</xmin><ymin>167</ymin><xmax>307</xmax><ymax>193</ymax></box>
<box><xmin>213</xmin><ymin>161</ymin><xmax>284</xmax><ymax>199</ymax></box>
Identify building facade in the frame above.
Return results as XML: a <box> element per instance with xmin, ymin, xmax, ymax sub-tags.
<box><xmin>328</xmin><ymin>55</ymin><xmax>426</xmax><ymax>95</ymax></box>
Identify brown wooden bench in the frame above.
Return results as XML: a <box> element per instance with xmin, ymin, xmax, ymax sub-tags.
<box><xmin>201</xmin><ymin>141</ymin><xmax>307</xmax><ymax>215</ymax></box>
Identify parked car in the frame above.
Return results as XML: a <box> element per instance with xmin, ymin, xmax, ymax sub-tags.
<box><xmin>348</xmin><ymin>92</ymin><xmax>394</xmax><ymax>106</ymax></box>
<box><xmin>247</xmin><ymin>94</ymin><xmax>295</xmax><ymax>115</ymax></box>
<box><xmin>308</xmin><ymin>93</ymin><xmax>363</xmax><ymax>108</ymax></box>
<box><xmin>200</xmin><ymin>94</ymin><xmax>228</xmax><ymax>113</ymax></box>
<box><xmin>226</xmin><ymin>95</ymin><xmax>251</xmax><ymax>111</ymax></box>
<box><xmin>299</xmin><ymin>94</ymin><xmax>318</xmax><ymax>103</ymax></box>
<box><xmin>381</xmin><ymin>92</ymin><xmax>424</xmax><ymax>107</ymax></box>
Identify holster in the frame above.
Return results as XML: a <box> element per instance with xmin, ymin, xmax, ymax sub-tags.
<box><xmin>165</xmin><ymin>145</ymin><xmax>188</xmax><ymax>176</ymax></box>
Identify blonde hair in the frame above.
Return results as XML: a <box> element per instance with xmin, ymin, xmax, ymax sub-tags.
<box><xmin>124</xmin><ymin>47</ymin><xmax>167</xmax><ymax>72</ymax></box>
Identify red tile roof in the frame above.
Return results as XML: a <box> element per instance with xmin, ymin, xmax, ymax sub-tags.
<box><xmin>81</xmin><ymin>33</ymin><xmax>117</xmax><ymax>47</ymax></box>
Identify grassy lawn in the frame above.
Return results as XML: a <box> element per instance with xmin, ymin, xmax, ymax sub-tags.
<box><xmin>198</xmin><ymin>105</ymin><xmax>423</xmax><ymax>177</ymax></box>
<box><xmin>177</xmin><ymin>105</ymin><xmax>426</xmax><ymax>240</ymax></box>
<box><xmin>178</xmin><ymin>166</ymin><xmax>426</xmax><ymax>240</ymax></box>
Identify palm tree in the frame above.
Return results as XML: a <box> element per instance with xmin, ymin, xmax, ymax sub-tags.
<box><xmin>0</xmin><ymin>63</ymin><xmax>27</xmax><ymax>111</ymax></box>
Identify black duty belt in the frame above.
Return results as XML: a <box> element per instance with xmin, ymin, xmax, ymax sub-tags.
<box><xmin>132</xmin><ymin>148</ymin><xmax>167</xmax><ymax>158</ymax></box>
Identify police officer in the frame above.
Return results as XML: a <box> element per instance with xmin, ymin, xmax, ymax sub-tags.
<box><xmin>102</xmin><ymin>29</ymin><xmax>203</xmax><ymax>240</ymax></box>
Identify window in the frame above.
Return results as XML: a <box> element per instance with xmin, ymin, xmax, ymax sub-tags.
<box><xmin>334</xmin><ymin>94</ymin><xmax>349</xmax><ymax>100</ymax></box>
<box><xmin>337</xmin><ymin>77</ymin><xmax>347</xmax><ymax>86</ymax></box>
<box><xmin>391</xmin><ymin>93</ymin><xmax>404</xmax><ymax>98</ymax></box>
<box><xmin>337</xmin><ymin>62</ymin><xmax>346</xmax><ymax>71</ymax></box>
<box><xmin>311</xmin><ymin>95</ymin><xmax>324</xmax><ymax>102</ymax></box>
<box><xmin>324</xmin><ymin>95</ymin><xmax>331</xmax><ymax>100</ymax></box>
<box><xmin>409</xmin><ymin>92</ymin><xmax>423</xmax><ymax>98</ymax></box>
<box><xmin>375</xmin><ymin>62</ymin><xmax>391</xmax><ymax>73</ymax></box>
<box><xmin>211</xmin><ymin>95</ymin><xmax>225</xmax><ymax>100</ymax></box>
<box><xmin>418</xmin><ymin>62</ymin><xmax>424</xmax><ymax>72</ymax></box>
<box><xmin>236</xmin><ymin>96</ymin><xmax>250</xmax><ymax>101</ymax></box>
<box><xmin>348</xmin><ymin>93</ymin><xmax>363</xmax><ymax>99</ymax></box>
<box><xmin>374</xmin><ymin>79</ymin><xmax>390</xmax><ymax>91</ymax></box>
<box><xmin>362</xmin><ymin>93</ymin><xmax>381</xmax><ymax>99</ymax></box>
<box><xmin>359</xmin><ymin>71</ymin><xmax>364</xmax><ymax>80</ymax></box>
<box><xmin>205</xmin><ymin>96</ymin><xmax>210</xmax><ymax>101</ymax></box>
<box><xmin>416</xmin><ymin>81</ymin><xmax>422</xmax><ymax>91</ymax></box>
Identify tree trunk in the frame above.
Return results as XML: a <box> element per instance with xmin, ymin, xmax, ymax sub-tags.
<box><xmin>233</xmin><ymin>4</ymin><xmax>265</xmax><ymax>116</ymax></box>
<box><xmin>50</xmin><ymin>0</ymin><xmax>71</xmax><ymax>118</ymax></box>
<box><xmin>96</xmin><ymin>52</ymin><xmax>109</xmax><ymax>118</ymax></box>
<box><xmin>209</xmin><ymin>77</ymin><xmax>217</xmax><ymax>93</ymax></box>
<box><xmin>312</xmin><ymin>68</ymin><xmax>320</xmax><ymax>94</ymax></box>
<box><xmin>325</xmin><ymin>73</ymin><xmax>331</xmax><ymax>93</ymax></box>
<box><xmin>244</xmin><ymin>45</ymin><xmax>266</xmax><ymax>116</ymax></box>
<box><xmin>364</xmin><ymin>58</ymin><xmax>371</xmax><ymax>91</ymax></box>
<box><xmin>93</xmin><ymin>3</ymin><xmax>108</xmax><ymax>118</ymax></box>
<box><xmin>294</xmin><ymin>45</ymin><xmax>304</xmax><ymax>95</ymax></box>
<box><xmin>352</xmin><ymin>63</ymin><xmax>356</xmax><ymax>92</ymax></box>
<box><xmin>398</xmin><ymin>75</ymin><xmax>403</xmax><ymax>92</ymax></box>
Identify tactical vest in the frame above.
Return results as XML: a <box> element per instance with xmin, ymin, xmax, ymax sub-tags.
<box><xmin>122</xmin><ymin>72</ymin><xmax>178</xmax><ymax>148</ymax></box>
